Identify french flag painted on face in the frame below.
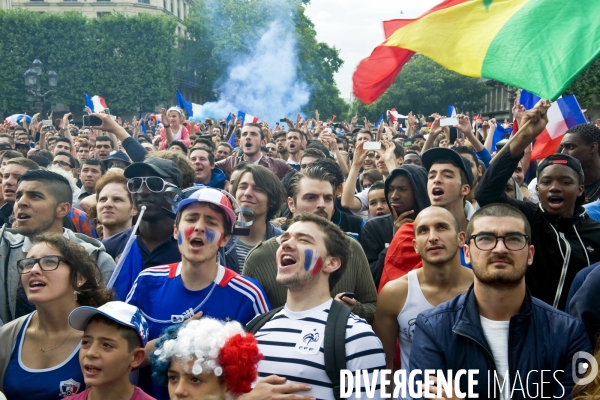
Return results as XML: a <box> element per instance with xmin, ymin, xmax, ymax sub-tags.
<box><xmin>237</xmin><ymin>111</ymin><xmax>259</xmax><ymax>125</ymax></box>
<box><xmin>303</xmin><ymin>249</ymin><xmax>323</xmax><ymax>276</ymax></box>
<box><xmin>530</xmin><ymin>95</ymin><xmax>586</xmax><ymax>161</ymax></box>
<box><xmin>85</xmin><ymin>94</ymin><xmax>108</xmax><ymax>113</ymax></box>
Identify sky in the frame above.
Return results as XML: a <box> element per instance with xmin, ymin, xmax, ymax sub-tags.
<box><xmin>305</xmin><ymin>0</ymin><xmax>443</xmax><ymax>100</ymax></box>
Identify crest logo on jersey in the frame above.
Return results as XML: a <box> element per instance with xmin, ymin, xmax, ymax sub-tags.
<box><xmin>296</xmin><ymin>325</ymin><xmax>324</xmax><ymax>355</ymax></box>
<box><xmin>303</xmin><ymin>331</ymin><xmax>320</xmax><ymax>345</ymax></box>
<box><xmin>59</xmin><ymin>378</ymin><xmax>81</xmax><ymax>397</ymax></box>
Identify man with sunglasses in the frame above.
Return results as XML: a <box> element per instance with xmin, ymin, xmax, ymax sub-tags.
<box><xmin>103</xmin><ymin>157</ymin><xmax>183</xmax><ymax>272</ymax></box>
<box><xmin>410</xmin><ymin>203</ymin><xmax>591</xmax><ymax>399</ymax></box>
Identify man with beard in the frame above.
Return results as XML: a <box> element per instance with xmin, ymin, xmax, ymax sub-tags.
<box><xmin>476</xmin><ymin>100</ymin><xmax>600</xmax><ymax>310</ymax></box>
<box><xmin>286</xmin><ymin>128</ymin><xmax>306</xmax><ymax>171</ymax></box>
<box><xmin>266</xmin><ymin>142</ymin><xmax>278</xmax><ymax>159</ymax></box>
<box><xmin>373</xmin><ymin>207</ymin><xmax>473</xmax><ymax>398</ymax></box>
<box><xmin>188</xmin><ymin>145</ymin><xmax>227</xmax><ymax>189</ymax></box>
<box><xmin>410</xmin><ymin>203</ymin><xmax>591</xmax><ymax>399</ymax></box>
<box><xmin>216</xmin><ymin>124</ymin><xmax>294</xmax><ymax>180</ymax></box>
<box><xmin>243</xmin><ymin>162</ymin><xmax>377</xmax><ymax>322</ymax></box>
<box><xmin>273</xmin><ymin>131</ymin><xmax>288</xmax><ymax>160</ymax></box>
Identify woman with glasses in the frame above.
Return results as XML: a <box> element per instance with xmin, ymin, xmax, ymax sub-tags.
<box><xmin>0</xmin><ymin>234</ymin><xmax>113</xmax><ymax>399</ymax></box>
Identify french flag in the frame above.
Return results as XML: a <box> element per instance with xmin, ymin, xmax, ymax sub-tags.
<box><xmin>387</xmin><ymin>108</ymin><xmax>406</xmax><ymax>122</ymax></box>
<box><xmin>530</xmin><ymin>95</ymin><xmax>586</xmax><ymax>161</ymax></box>
<box><xmin>448</xmin><ymin>105</ymin><xmax>457</xmax><ymax>118</ymax></box>
<box><xmin>237</xmin><ymin>111</ymin><xmax>259</xmax><ymax>125</ymax></box>
<box><xmin>85</xmin><ymin>94</ymin><xmax>108</xmax><ymax>113</ymax></box>
<box><xmin>4</xmin><ymin>114</ymin><xmax>32</xmax><ymax>126</ymax></box>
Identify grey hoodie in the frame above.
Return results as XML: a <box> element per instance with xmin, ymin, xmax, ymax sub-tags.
<box><xmin>0</xmin><ymin>226</ymin><xmax>116</xmax><ymax>324</ymax></box>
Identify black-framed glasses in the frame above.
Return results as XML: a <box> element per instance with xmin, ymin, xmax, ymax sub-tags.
<box><xmin>53</xmin><ymin>160</ymin><xmax>72</xmax><ymax>168</ymax></box>
<box><xmin>17</xmin><ymin>255</ymin><xmax>67</xmax><ymax>274</ymax></box>
<box><xmin>469</xmin><ymin>234</ymin><xmax>529</xmax><ymax>251</ymax></box>
<box><xmin>127</xmin><ymin>177</ymin><xmax>176</xmax><ymax>193</ymax></box>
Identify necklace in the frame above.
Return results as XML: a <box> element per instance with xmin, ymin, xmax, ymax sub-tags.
<box><xmin>35</xmin><ymin>324</ymin><xmax>75</xmax><ymax>353</ymax></box>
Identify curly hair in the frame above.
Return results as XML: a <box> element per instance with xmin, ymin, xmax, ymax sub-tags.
<box><xmin>29</xmin><ymin>233</ymin><xmax>113</xmax><ymax>307</ymax></box>
<box><xmin>151</xmin><ymin>318</ymin><xmax>262</xmax><ymax>396</ymax></box>
<box><xmin>567</xmin><ymin>123</ymin><xmax>600</xmax><ymax>154</ymax></box>
<box><xmin>150</xmin><ymin>150</ymin><xmax>196</xmax><ymax>189</ymax></box>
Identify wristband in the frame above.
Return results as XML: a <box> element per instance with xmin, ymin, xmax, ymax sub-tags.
<box><xmin>163</xmin><ymin>124</ymin><xmax>170</xmax><ymax>128</ymax></box>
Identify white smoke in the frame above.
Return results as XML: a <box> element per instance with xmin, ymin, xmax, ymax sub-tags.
<box><xmin>191</xmin><ymin>2</ymin><xmax>311</xmax><ymax>125</ymax></box>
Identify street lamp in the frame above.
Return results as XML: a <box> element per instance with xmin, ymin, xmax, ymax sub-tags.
<box><xmin>23</xmin><ymin>59</ymin><xmax>58</xmax><ymax>113</ymax></box>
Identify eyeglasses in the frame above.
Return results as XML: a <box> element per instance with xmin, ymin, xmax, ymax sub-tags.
<box><xmin>16</xmin><ymin>255</ymin><xmax>67</xmax><ymax>274</ymax></box>
<box><xmin>53</xmin><ymin>160</ymin><xmax>72</xmax><ymax>168</ymax></box>
<box><xmin>127</xmin><ymin>177</ymin><xmax>176</xmax><ymax>193</ymax></box>
<box><xmin>469</xmin><ymin>234</ymin><xmax>529</xmax><ymax>251</ymax></box>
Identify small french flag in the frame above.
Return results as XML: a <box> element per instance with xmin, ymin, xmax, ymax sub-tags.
<box><xmin>237</xmin><ymin>111</ymin><xmax>259</xmax><ymax>125</ymax></box>
<box><xmin>448</xmin><ymin>105</ymin><xmax>457</xmax><ymax>118</ymax></box>
<box><xmin>387</xmin><ymin>108</ymin><xmax>406</xmax><ymax>122</ymax></box>
<box><xmin>85</xmin><ymin>94</ymin><xmax>108</xmax><ymax>113</ymax></box>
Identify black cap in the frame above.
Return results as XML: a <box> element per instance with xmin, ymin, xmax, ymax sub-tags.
<box><xmin>421</xmin><ymin>147</ymin><xmax>474</xmax><ymax>187</ymax></box>
<box><xmin>105</xmin><ymin>150</ymin><xmax>131</xmax><ymax>166</ymax></box>
<box><xmin>0</xmin><ymin>142</ymin><xmax>13</xmax><ymax>151</ymax></box>
<box><xmin>124</xmin><ymin>157</ymin><xmax>183</xmax><ymax>188</ymax></box>
<box><xmin>537</xmin><ymin>153</ymin><xmax>585</xmax><ymax>183</ymax></box>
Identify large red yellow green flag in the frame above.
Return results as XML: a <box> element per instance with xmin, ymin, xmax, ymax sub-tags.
<box><xmin>352</xmin><ymin>0</ymin><xmax>600</xmax><ymax>104</ymax></box>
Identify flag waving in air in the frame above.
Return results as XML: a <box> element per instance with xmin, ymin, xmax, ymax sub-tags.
<box><xmin>85</xmin><ymin>94</ymin><xmax>108</xmax><ymax>113</ymax></box>
<box><xmin>237</xmin><ymin>111</ymin><xmax>259</xmax><ymax>125</ymax></box>
<box><xmin>353</xmin><ymin>0</ymin><xmax>600</xmax><ymax>104</ymax></box>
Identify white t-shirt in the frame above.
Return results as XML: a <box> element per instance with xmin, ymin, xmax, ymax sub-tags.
<box><xmin>480</xmin><ymin>316</ymin><xmax>511</xmax><ymax>400</ymax></box>
<box><xmin>253</xmin><ymin>299</ymin><xmax>386</xmax><ymax>399</ymax></box>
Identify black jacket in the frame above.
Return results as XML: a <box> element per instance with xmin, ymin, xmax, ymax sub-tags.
<box><xmin>569</xmin><ymin>262</ymin><xmax>600</xmax><ymax>345</ymax></box>
<box><xmin>360</xmin><ymin>164</ymin><xmax>430</xmax><ymax>286</ymax></box>
<box><xmin>411</xmin><ymin>286</ymin><xmax>591</xmax><ymax>399</ymax></box>
<box><xmin>333</xmin><ymin>207</ymin><xmax>365</xmax><ymax>242</ymax></box>
<box><xmin>476</xmin><ymin>150</ymin><xmax>600</xmax><ymax>310</ymax></box>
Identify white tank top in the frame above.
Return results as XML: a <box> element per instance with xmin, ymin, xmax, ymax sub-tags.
<box><xmin>396</xmin><ymin>269</ymin><xmax>434</xmax><ymax>399</ymax></box>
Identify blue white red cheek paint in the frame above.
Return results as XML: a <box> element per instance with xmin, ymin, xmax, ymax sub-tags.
<box><xmin>205</xmin><ymin>227</ymin><xmax>223</xmax><ymax>245</ymax></box>
<box><xmin>177</xmin><ymin>231</ymin><xmax>183</xmax><ymax>245</ymax></box>
<box><xmin>303</xmin><ymin>249</ymin><xmax>323</xmax><ymax>276</ymax></box>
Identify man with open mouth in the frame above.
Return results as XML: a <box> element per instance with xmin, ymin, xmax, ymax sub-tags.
<box><xmin>476</xmin><ymin>100</ymin><xmax>600</xmax><ymax>310</ymax></box>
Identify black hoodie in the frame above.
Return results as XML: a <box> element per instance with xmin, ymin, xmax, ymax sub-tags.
<box><xmin>360</xmin><ymin>164</ymin><xmax>430</xmax><ymax>287</ymax></box>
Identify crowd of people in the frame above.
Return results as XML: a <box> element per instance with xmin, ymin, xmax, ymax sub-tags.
<box><xmin>0</xmin><ymin>99</ymin><xmax>599</xmax><ymax>399</ymax></box>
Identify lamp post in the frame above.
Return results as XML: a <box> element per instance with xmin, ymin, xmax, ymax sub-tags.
<box><xmin>23</xmin><ymin>58</ymin><xmax>58</xmax><ymax>114</ymax></box>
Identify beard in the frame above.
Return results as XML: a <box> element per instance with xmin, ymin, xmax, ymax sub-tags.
<box><xmin>313</xmin><ymin>209</ymin><xmax>331</xmax><ymax>220</ymax></box>
<box><xmin>276</xmin><ymin>270</ymin><xmax>317</xmax><ymax>290</ymax></box>
<box><xmin>472</xmin><ymin>255</ymin><xmax>527</xmax><ymax>289</ymax></box>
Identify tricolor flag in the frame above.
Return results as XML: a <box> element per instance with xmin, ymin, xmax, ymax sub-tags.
<box><xmin>4</xmin><ymin>114</ymin><xmax>32</xmax><ymax>126</ymax></box>
<box><xmin>530</xmin><ymin>95</ymin><xmax>586</xmax><ymax>161</ymax></box>
<box><xmin>353</xmin><ymin>0</ymin><xmax>600</xmax><ymax>104</ymax></box>
<box><xmin>237</xmin><ymin>111</ymin><xmax>259</xmax><ymax>125</ymax></box>
<box><xmin>85</xmin><ymin>94</ymin><xmax>108</xmax><ymax>113</ymax></box>
<box><xmin>448</xmin><ymin>105</ymin><xmax>457</xmax><ymax>118</ymax></box>
<box><xmin>387</xmin><ymin>108</ymin><xmax>407</xmax><ymax>122</ymax></box>
<box><xmin>519</xmin><ymin>89</ymin><xmax>542</xmax><ymax>111</ymax></box>
<box><xmin>176</xmin><ymin>89</ymin><xmax>203</xmax><ymax>118</ymax></box>
<box><xmin>374</xmin><ymin>115</ymin><xmax>384</xmax><ymax>128</ymax></box>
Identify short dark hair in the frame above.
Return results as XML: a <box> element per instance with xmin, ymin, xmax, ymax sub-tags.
<box><xmin>231</xmin><ymin>164</ymin><xmax>286</xmax><ymax>221</ymax></box>
<box><xmin>360</xmin><ymin>169</ymin><xmax>384</xmax><ymax>186</ymax></box>
<box><xmin>96</xmin><ymin>136</ymin><xmax>115</xmax><ymax>148</ymax></box>
<box><xmin>273</xmin><ymin>131</ymin><xmax>287</xmax><ymax>141</ymax></box>
<box><xmin>391</xmin><ymin>141</ymin><xmax>405</xmax><ymax>159</ymax></box>
<box><xmin>7</xmin><ymin>157</ymin><xmax>41</xmax><ymax>172</ymax></box>
<box><xmin>287</xmin><ymin>160</ymin><xmax>341</xmax><ymax>201</ymax></box>
<box><xmin>19</xmin><ymin>169</ymin><xmax>73</xmax><ymax>205</ymax></box>
<box><xmin>368</xmin><ymin>180</ymin><xmax>385</xmax><ymax>193</ymax></box>
<box><xmin>217</xmin><ymin>142</ymin><xmax>233</xmax><ymax>151</ymax></box>
<box><xmin>1</xmin><ymin>150</ymin><xmax>23</xmax><ymax>163</ymax></box>
<box><xmin>288</xmin><ymin>212</ymin><xmax>352</xmax><ymax>290</ymax></box>
<box><xmin>567</xmin><ymin>123</ymin><xmax>600</xmax><ymax>155</ymax></box>
<box><xmin>287</xmin><ymin>128</ymin><xmax>305</xmax><ymax>142</ymax></box>
<box><xmin>242</xmin><ymin>123</ymin><xmax>264</xmax><ymax>140</ymax></box>
<box><xmin>54</xmin><ymin>151</ymin><xmax>76</xmax><ymax>168</ymax></box>
<box><xmin>431</xmin><ymin>158</ymin><xmax>469</xmax><ymax>186</ymax></box>
<box><xmin>306</xmin><ymin>140</ymin><xmax>331</xmax><ymax>158</ymax></box>
<box><xmin>453</xmin><ymin>146</ymin><xmax>478</xmax><ymax>170</ymax></box>
<box><xmin>86</xmin><ymin>314</ymin><xmax>141</xmax><ymax>352</ymax></box>
<box><xmin>189</xmin><ymin>145</ymin><xmax>215</xmax><ymax>165</ymax></box>
<box><xmin>192</xmin><ymin>137</ymin><xmax>215</xmax><ymax>151</ymax></box>
<box><xmin>466</xmin><ymin>203</ymin><xmax>531</xmax><ymax>240</ymax></box>
<box><xmin>356</xmin><ymin>130</ymin><xmax>373</xmax><ymax>140</ymax></box>
<box><xmin>82</xmin><ymin>158</ymin><xmax>107</xmax><ymax>174</ymax></box>
<box><xmin>300</xmin><ymin>148</ymin><xmax>327</xmax><ymax>162</ymax></box>
<box><xmin>54</xmin><ymin>137</ymin><xmax>72</xmax><ymax>149</ymax></box>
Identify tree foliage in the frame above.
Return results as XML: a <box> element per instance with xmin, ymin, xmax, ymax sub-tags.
<box><xmin>348</xmin><ymin>55</ymin><xmax>492</xmax><ymax>121</ymax></box>
<box><xmin>0</xmin><ymin>10</ymin><xmax>176</xmax><ymax>116</ymax></box>
<box><xmin>178</xmin><ymin>0</ymin><xmax>347</xmax><ymax>118</ymax></box>
<box><xmin>564</xmin><ymin>57</ymin><xmax>600</xmax><ymax>108</ymax></box>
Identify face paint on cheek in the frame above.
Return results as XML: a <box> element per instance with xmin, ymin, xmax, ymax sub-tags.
<box><xmin>205</xmin><ymin>227</ymin><xmax>221</xmax><ymax>245</ymax></box>
<box><xmin>177</xmin><ymin>231</ymin><xmax>183</xmax><ymax>245</ymax></box>
<box><xmin>184</xmin><ymin>226</ymin><xmax>195</xmax><ymax>241</ymax></box>
<box><xmin>303</xmin><ymin>249</ymin><xmax>323</xmax><ymax>276</ymax></box>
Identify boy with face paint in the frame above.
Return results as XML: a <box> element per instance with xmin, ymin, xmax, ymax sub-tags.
<box><xmin>476</xmin><ymin>100</ymin><xmax>600</xmax><ymax>310</ymax></box>
<box><xmin>125</xmin><ymin>187</ymin><xmax>270</xmax><ymax>399</ymax></box>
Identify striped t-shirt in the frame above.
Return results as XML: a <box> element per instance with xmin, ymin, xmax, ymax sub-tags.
<box><xmin>253</xmin><ymin>299</ymin><xmax>385</xmax><ymax>400</ymax></box>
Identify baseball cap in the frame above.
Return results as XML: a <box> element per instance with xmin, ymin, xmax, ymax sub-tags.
<box><xmin>537</xmin><ymin>153</ymin><xmax>584</xmax><ymax>182</ymax></box>
<box><xmin>0</xmin><ymin>142</ymin><xmax>13</xmax><ymax>151</ymax></box>
<box><xmin>124</xmin><ymin>157</ymin><xmax>183</xmax><ymax>188</ymax></box>
<box><xmin>421</xmin><ymin>147</ymin><xmax>474</xmax><ymax>187</ymax></box>
<box><xmin>105</xmin><ymin>150</ymin><xmax>132</xmax><ymax>166</ymax></box>
<box><xmin>177</xmin><ymin>187</ymin><xmax>237</xmax><ymax>232</ymax></box>
<box><xmin>69</xmin><ymin>301</ymin><xmax>149</xmax><ymax>347</ymax></box>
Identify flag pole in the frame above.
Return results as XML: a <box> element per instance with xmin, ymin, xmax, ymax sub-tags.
<box><xmin>106</xmin><ymin>205</ymin><xmax>146</xmax><ymax>290</ymax></box>
<box><xmin>489</xmin><ymin>120</ymin><xmax>531</xmax><ymax>164</ymax></box>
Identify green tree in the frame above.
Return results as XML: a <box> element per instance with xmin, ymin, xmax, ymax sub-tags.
<box><xmin>349</xmin><ymin>55</ymin><xmax>491</xmax><ymax>121</ymax></box>
<box><xmin>0</xmin><ymin>10</ymin><xmax>176</xmax><ymax>116</ymax></box>
<box><xmin>564</xmin><ymin>57</ymin><xmax>600</xmax><ymax>108</ymax></box>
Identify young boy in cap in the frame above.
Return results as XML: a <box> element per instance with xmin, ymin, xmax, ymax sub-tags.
<box><xmin>68</xmin><ymin>301</ymin><xmax>154</xmax><ymax>400</ymax></box>
<box><xmin>476</xmin><ymin>100</ymin><xmax>600</xmax><ymax>310</ymax></box>
<box><xmin>125</xmin><ymin>187</ymin><xmax>270</xmax><ymax>399</ymax></box>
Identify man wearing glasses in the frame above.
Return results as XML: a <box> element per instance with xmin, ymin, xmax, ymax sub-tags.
<box><xmin>52</xmin><ymin>151</ymin><xmax>78</xmax><ymax>178</ymax></box>
<box><xmin>410</xmin><ymin>203</ymin><xmax>591</xmax><ymax>399</ymax></box>
<box><xmin>103</xmin><ymin>157</ymin><xmax>183</xmax><ymax>272</ymax></box>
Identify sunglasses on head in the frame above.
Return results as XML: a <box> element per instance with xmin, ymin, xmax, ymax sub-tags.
<box><xmin>127</xmin><ymin>177</ymin><xmax>176</xmax><ymax>193</ymax></box>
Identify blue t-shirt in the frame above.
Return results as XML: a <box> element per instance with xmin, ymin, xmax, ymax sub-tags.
<box><xmin>125</xmin><ymin>262</ymin><xmax>271</xmax><ymax>399</ymax></box>
<box><xmin>4</xmin><ymin>314</ymin><xmax>84</xmax><ymax>400</ymax></box>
